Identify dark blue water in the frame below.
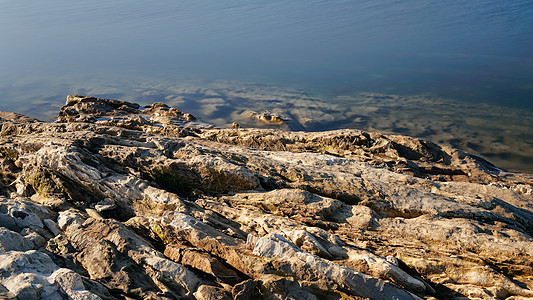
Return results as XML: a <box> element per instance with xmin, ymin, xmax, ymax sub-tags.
<box><xmin>1</xmin><ymin>0</ymin><xmax>533</xmax><ymax>171</ymax></box>
<box><xmin>1</xmin><ymin>0</ymin><xmax>532</xmax><ymax>108</ymax></box>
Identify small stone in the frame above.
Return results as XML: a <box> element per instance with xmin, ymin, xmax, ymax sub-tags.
<box><xmin>85</xmin><ymin>209</ymin><xmax>103</xmax><ymax>219</ymax></box>
<box><xmin>184</xmin><ymin>113</ymin><xmax>196</xmax><ymax>121</ymax></box>
<box><xmin>21</xmin><ymin>230</ymin><xmax>46</xmax><ymax>248</ymax></box>
<box><xmin>94</xmin><ymin>199</ymin><xmax>117</xmax><ymax>212</ymax></box>
<box><xmin>194</xmin><ymin>285</ymin><xmax>231</xmax><ymax>300</ymax></box>
<box><xmin>57</xmin><ymin>209</ymin><xmax>85</xmax><ymax>230</ymax></box>
<box><xmin>43</xmin><ymin>219</ymin><xmax>61</xmax><ymax>236</ymax></box>
<box><xmin>386</xmin><ymin>255</ymin><xmax>399</xmax><ymax>266</ymax></box>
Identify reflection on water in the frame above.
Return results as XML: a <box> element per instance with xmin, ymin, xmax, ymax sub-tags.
<box><xmin>1</xmin><ymin>0</ymin><xmax>532</xmax><ymax>172</ymax></box>
<box><xmin>1</xmin><ymin>0</ymin><xmax>533</xmax><ymax>108</ymax></box>
<box><xmin>7</xmin><ymin>78</ymin><xmax>533</xmax><ymax>173</ymax></box>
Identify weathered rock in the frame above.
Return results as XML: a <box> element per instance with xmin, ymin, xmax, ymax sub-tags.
<box><xmin>53</xmin><ymin>216</ymin><xmax>207</xmax><ymax>298</ymax></box>
<box><xmin>0</xmin><ymin>213</ymin><xmax>18</xmax><ymax>231</ymax></box>
<box><xmin>0</xmin><ymin>111</ymin><xmax>39</xmax><ymax>123</ymax></box>
<box><xmin>232</xmin><ymin>279</ymin><xmax>261</xmax><ymax>300</ymax></box>
<box><xmin>43</xmin><ymin>218</ymin><xmax>61</xmax><ymax>236</ymax></box>
<box><xmin>50</xmin><ymin>268</ymin><xmax>103</xmax><ymax>300</ymax></box>
<box><xmin>57</xmin><ymin>95</ymin><xmax>203</xmax><ymax>136</ymax></box>
<box><xmin>164</xmin><ymin>245</ymin><xmax>242</xmax><ymax>284</ymax></box>
<box><xmin>199</xmin><ymin>128</ymin><xmax>509</xmax><ymax>185</ymax></box>
<box><xmin>0</xmin><ymin>197</ymin><xmax>53</xmax><ymax>229</ymax></box>
<box><xmin>20</xmin><ymin>229</ymin><xmax>47</xmax><ymax>248</ymax></box>
<box><xmin>57</xmin><ymin>209</ymin><xmax>86</xmax><ymax>230</ymax></box>
<box><xmin>247</xmin><ymin>110</ymin><xmax>287</xmax><ymax>125</ymax></box>
<box><xmin>0</xmin><ymin>250</ymin><xmax>102</xmax><ymax>300</ymax></box>
<box><xmin>348</xmin><ymin>249</ymin><xmax>426</xmax><ymax>293</ymax></box>
<box><xmin>194</xmin><ymin>284</ymin><xmax>232</xmax><ymax>300</ymax></box>
<box><xmin>0</xmin><ymin>95</ymin><xmax>531</xmax><ymax>299</ymax></box>
<box><xmin>0</xmin><ymin>227</ymin><xmax>34</xmax><ymax>251</ymax></box>
<box><xmin>94</xmin><ymin>199</ymin><xmax>117</xmax><ymax>212</ymax></box>
<box><xmin>0</xmin><ymin>282</ymin><xmax>16</xmax><ymax>300</ymax></box>
<box><xmin>58</xmin><ymin>95</ymin><xmax>140</xmax><ymax>123</ymax></box>
<box><xmin>253</xmin><ymin>233</ymin><xmax>420</xmax><ymax>299</ymax></box>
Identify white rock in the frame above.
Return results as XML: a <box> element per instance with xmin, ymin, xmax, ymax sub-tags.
<box><xmin>246</xmin><ymin>233</ymin><xmax>259</xmax><ymax>250</ymax></box>
<box><xmin>145</xmin><ymin>256</ymin><xmax>201</xmax><ymax>296</ymax></box>
<box><xmin>285</xmin><ymin>229</ymin><xmax>332</xmax><ymax>259</ymax></box>
<box><xmin>57</xmin><ymin>209</ymin><xmax>85</xmax><ymax>230</ymax></box>
<box><xmin>9</xmin><ymin>208</ymin><xmax>43</xmax><ymax>229</ymax></box>
<box><xmin>253</xmin><ymin>233</ymin><xmax>421</xmax><ymax>299</ymax></box>
<box><xmin>0</xmin><ymin>250</ymin><xmax>62</xmax><ymax>299</ymax></box>
<box><xmin>94</xmin><ymin>199</ymin><xmax>116</xmax><ymax>212</ymax></box>
<box><xmin>20</xmin><ymin>230</ymin><xmax>46</xmax><ymax>248</ymax></box>
<box><xmin>0</xmin><ymin>228</ymin><xmax>34</xmax><ymax>252</ymax></box>
<box><xmin>386</xmin><ymin>255</ymin><xmax>399</xmax><ymax>266</ymax></box>
<box><xmin>363</xmin><ymin>254</ymin><xmax>426</xmax><ymax>293</ymax></box>
<box><xmin>0</xmin><ymin>250</ymin><xmax>101</xmax><ymax>300</ymax></box>
<box><xmin>50</xmin><ymin>268</ymin><xmax>102</xmax><ymax>300</ymax></box>
<box><xmin>43</xmin><ymin>219</ymin><xmax>61</xmax><ymax>236</ymax></box>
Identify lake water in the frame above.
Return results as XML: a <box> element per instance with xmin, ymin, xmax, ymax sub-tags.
<box><xmin>1</xmin><ymin>0</ymin><xmax>533</xmax><ymax>172</ymax></box>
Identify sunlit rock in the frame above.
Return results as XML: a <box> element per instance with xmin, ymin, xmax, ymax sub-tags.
<box><xmin>0</xmin><ymin>95</ymin><xmax>531</xmax><ymax>299</ymax></box>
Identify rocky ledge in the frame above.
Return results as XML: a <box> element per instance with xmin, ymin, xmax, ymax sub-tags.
<box><xmin>0</xmin><ymin>95</ymin><xmax>532</xmax><ymax>299</ymax></box>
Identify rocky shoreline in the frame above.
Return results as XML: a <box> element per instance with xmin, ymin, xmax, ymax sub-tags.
<box><xmin>1</xmin><ymin>95</ymin><xmax>532</xmax><ymax>299</ymax></box>
<box><xmin>11</xmin><ymin>80</ymin><xmax>533</xmax><ymax>172</ymax></box>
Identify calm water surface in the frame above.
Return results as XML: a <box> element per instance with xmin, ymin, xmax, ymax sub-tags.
<box><xmin>1</xmin><ymin>0</ymin><xmax>533</xmax><ymax>171</ymax></box>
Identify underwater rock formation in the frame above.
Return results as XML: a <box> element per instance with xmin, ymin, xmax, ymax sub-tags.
<box><xmin>0</xmin><ymin>95</ymin><xmax>532</xmax><ymax>299</ymax></box>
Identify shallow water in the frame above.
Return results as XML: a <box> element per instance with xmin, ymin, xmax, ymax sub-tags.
<box><xmin>1</xmin><ymin>0</ymin><xmax>532</xmax><ymax>171</ymax></box>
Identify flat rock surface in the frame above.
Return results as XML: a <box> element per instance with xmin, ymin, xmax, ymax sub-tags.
<box><xmin>0</xmin><ymin>95</ymin><xmax>532</xmax><ymax>299</ymax></box>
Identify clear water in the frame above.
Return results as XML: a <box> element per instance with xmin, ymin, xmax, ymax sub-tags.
<box><xmin>1</xmin><ymin>0</ymin><xmax>533</xmax><ymax>171</ymax></box>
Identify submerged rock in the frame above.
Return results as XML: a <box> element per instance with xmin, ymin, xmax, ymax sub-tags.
<box><xmin>248</xmin><ymin>110</ymin><xmax>287</xmax><ymax>124</ymax></box>
<box><xmin>0</xmin><ymin>95</ymin><xmax>532</xmax><ymax>299</ymax></box>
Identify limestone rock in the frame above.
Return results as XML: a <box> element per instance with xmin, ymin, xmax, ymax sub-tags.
<box><xmin>164</xmin><ymin>245</ymin><xmax>242</xmax><ymax>284</ymax></box>
<box><xmin>0</xmin><ymin>197</ymin><xmax>52</xmax><ymax>229</ymax></box>
<box><xmin>57</xmin><ymin>216</ymin><xmax>206</xmax><ymax>298</ymax></box>
<box><xmin>20</xmin><ymin>229</ymin><xmax>46</xmax><ymax>248</ymax></box>
<box><xmin>252</xmin><ymin>233</ymin><xmax>419</xmax><ymax>299</ymax></box>
<box><xmin>59</xmin><ymin>95</ymin><xmax>140</xmax><ymax>122</ymax></box>
<box><xmin>247</xmin><ymin>110</ymin><xmax>287</xmax><ymax>125</ymax></box>
<box><xmin>94</xmin><ymin>199</ymin><xmax>116</xmax><ymax>212</ymax></box>
<box><xmin>57</xmin><ymin>209</ymin><xmax>86</xmax><ymax>230</ymax></box>
<box><xmin>194</xmin><ymin>285</ymin><xmax>231</xmax><ymax>300</ymax></box>
<box><xmin>0</xmin><ymin>213</ymin><xmax>18</xmax><ymax>232</ymax></box>
<box><xmin>0</xmin><ymin>250</ymin><xmax>101</xmax><ymax>300</ymax></box>
<box><xmin>50</xmin><ymin>268</ymin><xmax>102</xmax><ymax>300</ymax></box>
<box><xmin>0</xmin><ymin>227</ymin><xmax>34</xmax><ymax>251</ymax></box>
<box><xmin>232</xmin><ymin>279</ymin><xmax>261</xmax><ymax>300</ymax></box>
<box><xmin>43</xmin><ymin>218</ymin><xmax>61</xmax><ymax>236</ymax></box>
<box><xmin>0</xmin><ymin>111</ymin><xmax>39</xmax><ymax>123</ymax></box>
<box><xmin>0</xmin><ymin>95</ymin><xmax>531</xmax><ymax>299</ymax></box>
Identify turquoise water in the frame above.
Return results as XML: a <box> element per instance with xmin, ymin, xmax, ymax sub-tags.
<box><xmin>1</xmin><ymin>0</ymin><xmax>533</xmax><ymax>170</ymax></box>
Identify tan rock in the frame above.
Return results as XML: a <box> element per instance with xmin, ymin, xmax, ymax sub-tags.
<box><xmin>193</xmin><ymin>285</ymin><xmax>231</xmax><ymax>300</ymax></box>
<box><xmin>0</xmin><ymin>96</ymin><xmax>531</xmax><ymax>299</ymax></box>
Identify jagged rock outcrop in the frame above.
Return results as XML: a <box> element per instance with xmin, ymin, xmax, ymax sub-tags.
<box><xmin>0</xmin><ymin>95</ymin><xmax>532</xmax><ymax>299</ymax></box>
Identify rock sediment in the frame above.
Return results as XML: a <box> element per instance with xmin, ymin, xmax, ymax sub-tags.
<box><xmin>0</xmin><ymin>95</ymin><xmax>532</xmax><ymax>299</ymax></box>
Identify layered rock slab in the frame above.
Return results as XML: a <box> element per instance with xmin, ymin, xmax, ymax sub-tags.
<box><xmin>0</xmin><ymin>95</ymin><xmax>532</xmax><ymax>299</ymax></box>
